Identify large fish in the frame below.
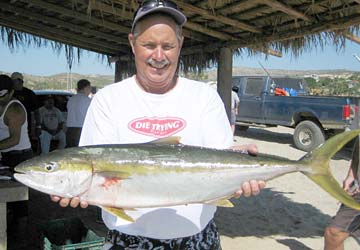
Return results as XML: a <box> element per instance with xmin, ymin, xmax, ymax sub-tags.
<box><xmin>14</xmin><ymin>130</ymin><xmax>360</xmax><ymax>221</ymax></box>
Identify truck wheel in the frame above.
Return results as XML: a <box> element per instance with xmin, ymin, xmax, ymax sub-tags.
<box><xmin>293</xmin><ymin>121</ymin><xmax>325</xmax><ymax>152</ymax></box>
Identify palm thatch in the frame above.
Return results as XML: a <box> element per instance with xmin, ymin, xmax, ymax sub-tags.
<box><xmin>1</xmin><ymin>0</ymin><xmax>360</xmax><ymax>78</ymax></box>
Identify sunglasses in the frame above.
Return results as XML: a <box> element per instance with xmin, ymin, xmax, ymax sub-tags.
<box><xmin>134</xmin><ymin>0</ymin><xmax>179</xmax><ymax>18</ymax></box>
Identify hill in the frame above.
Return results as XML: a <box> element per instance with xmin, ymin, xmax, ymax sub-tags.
<box><xmin>1</xmin><ymin>67</ymin><xmax>359</xmax><ymax>91</ymax></box>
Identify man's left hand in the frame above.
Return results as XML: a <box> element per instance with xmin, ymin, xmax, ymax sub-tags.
<box><xmin>231</xmin><ymin>144</ymin><xmax>266</xmax><ymax>197</ymax></box>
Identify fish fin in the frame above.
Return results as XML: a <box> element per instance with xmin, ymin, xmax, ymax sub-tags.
<box><xmin>149</xmin><ymin>136</ymin><xmax>181</xmax><ymax>145</ymax></box>
<box><xmin>210</xmin><ymin>199</ymin><xmax>234</xmax><ymax>207</ymax></box>
<box><xmin>101</xmin><ymin>206</ymin><xmax>135</xmax><ymax>222</ymax></box>
<box><xmin>300</xmin><ymin>129</ymin><xmax>360</xmax><ymax>210</ymax></box>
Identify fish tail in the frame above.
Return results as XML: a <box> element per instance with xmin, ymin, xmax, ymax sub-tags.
<box><xmin>300</xmin><ymin>129</ymin><xmax>360</xmax><ymax>210</ymax></box>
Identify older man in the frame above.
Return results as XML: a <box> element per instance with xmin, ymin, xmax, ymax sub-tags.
<box><xmin>52</xmin><ymin>1</ymin><xmax>265</xmax><ymax>249</ymax></box>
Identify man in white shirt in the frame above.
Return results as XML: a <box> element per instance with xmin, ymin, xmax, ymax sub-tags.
<box><xmin>38</xmin><ymin>96</ymin><xmax>66</xmax><ymax>154</ymax></box>
<box><xmin>52</xmin><ymin>1</ymin><xmax>265</xmax><ymax>249</ymax></box>
<box><xmin>66</xmin><ymin>79</ymin><xmax>92</xmax><ymax>147</ymax></box>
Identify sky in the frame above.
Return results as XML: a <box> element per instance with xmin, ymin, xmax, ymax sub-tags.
<box><xmin>0</xmin><ymin>40</ymin><xmax>360</xmax><ymax>76</ymax></box>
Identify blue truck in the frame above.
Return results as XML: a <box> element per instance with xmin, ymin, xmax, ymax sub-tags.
<box><xmin>232</xmin><ymin>76</ymin><xmax>358</xmax><ymax>152</ymax></box>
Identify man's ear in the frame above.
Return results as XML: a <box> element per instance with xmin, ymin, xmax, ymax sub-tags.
<box><xmin>128</xmin><ymin>33</ymin><xmax>136</xmax><ymax>55</ymax></box>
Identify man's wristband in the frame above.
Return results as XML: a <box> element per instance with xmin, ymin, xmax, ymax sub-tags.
<box><xmin>36</xmin><ymin>125</ymin><xmax>42</xmax><ymax>128</ymax></box>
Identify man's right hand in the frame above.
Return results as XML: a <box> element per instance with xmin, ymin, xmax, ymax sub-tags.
<box><xmin>51</xmin><ymin>195</ymin><xmax>89</xmax><ymax>208</ymax></box>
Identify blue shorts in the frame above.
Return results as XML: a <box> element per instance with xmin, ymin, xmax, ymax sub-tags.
<box><xmin>106</xmin><ymin>219</ymin><xmax>222</xmax><ymax>250</ymax></box>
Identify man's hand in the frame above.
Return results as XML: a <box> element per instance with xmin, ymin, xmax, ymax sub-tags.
<box><xmin>231</xmin><ymin>144</ymin><xmax>266</xmax><ymax>197</ymax></box>
<box><xmin>51</xmin><ymin>195</ymin><xmax>88</xmax><ymax>208</ymax></box>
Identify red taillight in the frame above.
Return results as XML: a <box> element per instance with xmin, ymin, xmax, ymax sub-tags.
<box><xmin>343</xmin><ymin>105</ymin><xmax>351</xmax><ymax>120</ymax></box>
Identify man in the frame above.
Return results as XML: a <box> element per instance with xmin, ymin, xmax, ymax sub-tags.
<box><xmin>10</xmin><ymin>72</ymin><xmax>41</xmax><ymax>139</ymax></box>
<box><xmin>324</xmin><ymin>137</ymin><xmax>360</xmax><ymax>250</ymax></box>
<box><xmin>52</xmin><ymin>1</ymin><xmax>265</xmax><ymax>249</ymax></box>
<box><xmin>231</xmin><ymin>86</ymin><xmax>240</xmax><ymax>137</ymax></box>
<box><xmin>0</xmin><ymin>74</ymin><xmax>33</xmax><ymax>233</ymax></box>
<box><xmin>66</xmin><ymin>79</ymin><xmax>92</xmax><ymax>147</ymax></box>
<box><xmin>38</xmin><ymin>95</ymin><xmax>66</xmax><ymax>154</ymax></box>
<box><xmin>0</xmin><ymin>74</ymin><xmax>33</xmax><ymax>170</ymax></box>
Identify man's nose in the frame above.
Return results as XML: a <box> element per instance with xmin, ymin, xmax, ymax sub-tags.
<box><xmin>153</xmin><ymin>46</ymin><xmax>165</xmax><ymax>60</ymax></box>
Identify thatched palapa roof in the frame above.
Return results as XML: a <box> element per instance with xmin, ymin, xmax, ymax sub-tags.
<box><xmin>1</xmin><ymin>0</ymin><xmax>360</xmax><ymax>78</ymax></box>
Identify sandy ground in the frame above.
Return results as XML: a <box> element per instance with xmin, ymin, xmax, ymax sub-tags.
<box><xmin>216</xmin><ymin>126</ymin><xmax>359</xmax><ymax>250</ymax></box>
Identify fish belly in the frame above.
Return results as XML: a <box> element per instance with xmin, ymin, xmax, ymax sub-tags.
<box><xmin>82</xmin><ymin>165</ymin><xmax>297</xmax><ymax>208</ymax></box>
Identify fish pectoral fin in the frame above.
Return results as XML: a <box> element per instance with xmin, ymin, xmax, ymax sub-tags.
<box><xmin>101</xmin><ymin>206</ymin><xmax>135</xmax><ymax>222</ymax></box>
<box><xmin>207</xmin><ymin>199</ymin><xmax>234</xmax><ymax>207</ymax></box>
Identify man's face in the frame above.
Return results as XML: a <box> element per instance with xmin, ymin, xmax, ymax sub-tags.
<box><xmin>12</xmin><ymin>78</ymin><xmax>23</xmax><ymax>91</ymax></box>
<box><xmin>45</xmin><ymin>98</ymin><xmax>54</xmax><ymax>109</ymax></box>
<box><xmin>129</xmin><ymin>15</ymin><xmax>183</xmax><ymax>94</ymax></box>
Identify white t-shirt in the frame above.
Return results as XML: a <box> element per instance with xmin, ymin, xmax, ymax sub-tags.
<box><xmin>38</xmin><ymin>106</ymin><xmax>64</xmax><ymax>130</ymax></box>
<box><xmin>80</xmin><ymin>76</ymin><xmax>233</xmax><ymax>239</ymax></box>
<box><xmin>66</xmin><ymin>93</ymin><xmax>91</xmax><ymax>127</ymax></box>
<box><xmin>0</xmin><ymin>99</ymin><xmax>31</xmax><ymax>152</ymax></box>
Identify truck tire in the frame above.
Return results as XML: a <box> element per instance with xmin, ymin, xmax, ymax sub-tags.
<box><xmin>293</xmin><ymin>120</ymin><xmax>325</xmax><ymax>152</ymax></box>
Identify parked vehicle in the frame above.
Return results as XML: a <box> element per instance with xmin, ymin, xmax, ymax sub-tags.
<box><xmin>232</xmin><ymin>76</ymin><xmax>358</xmax><ymax>152</ymax></box>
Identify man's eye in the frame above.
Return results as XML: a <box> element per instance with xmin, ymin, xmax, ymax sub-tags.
<box><xmin>144</xmin><ymin>44</ymin><xmax>155</xmax><ymax>49</ymax></box>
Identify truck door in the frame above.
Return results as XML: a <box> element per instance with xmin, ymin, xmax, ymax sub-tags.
<box><xmin>237</xmin><ymin>77</ymin><xmax>266</xmax><ymax>123</ymax></box>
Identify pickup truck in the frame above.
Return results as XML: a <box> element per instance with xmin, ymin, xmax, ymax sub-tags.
<box><xmin>232</xmin><ymin>76</ymin><xmax>358</xmax><ymax>152</ymax></box>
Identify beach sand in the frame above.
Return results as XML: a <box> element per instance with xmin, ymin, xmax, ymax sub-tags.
<box><xmin>216</xmin><ymin>126</ymin><xmax>358</xmax><ymax>250</ymax></box>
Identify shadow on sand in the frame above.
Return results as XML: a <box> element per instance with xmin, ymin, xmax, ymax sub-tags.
<box><xmin>215</xmin><ymin>188</ymin><xmax>331</xmax><ymax>238</ymax></box>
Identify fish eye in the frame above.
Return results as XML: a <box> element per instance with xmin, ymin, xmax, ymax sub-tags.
<box><xmin>44</xmin><ymin>162</ymin><xmax>58</xmax><ymax>172</ymax></box>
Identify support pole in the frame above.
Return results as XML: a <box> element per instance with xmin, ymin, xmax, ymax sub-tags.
<box><xmin>217</xmin><ymin>47</ymin><xmax>233</xmax><ymax>122</ymax></box>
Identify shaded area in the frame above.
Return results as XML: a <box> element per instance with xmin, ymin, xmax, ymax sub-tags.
<box><xmin>215</xmin><ymin>188</ymin><xmax>331</xmax><ymax>238</ymax></box>
<box><xmin>7</xmin><ymin>189</ymin><xmax>107</xmax><ymax>250</ymax></box>
<box><xmin>276</xmin><ymin>238</ymin><xmax>314</xmax><ymax>250</ymax></box>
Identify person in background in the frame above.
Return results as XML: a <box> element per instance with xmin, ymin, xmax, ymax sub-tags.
<box><xmin>0</xmin><ymin>74</ymin><xmax>33</xmax><ymax>234</ymax></box>
<box><xmin>10</xmin><ymin>72</ymin><xmax>41</xmax><ymax>139</ymax></box>
<box><xmin>0</xmin><ymin>74</ymin><xmax>33</xmax><ymax>170</ymax></box>
<box><xmin>51</xmin><ymin>1</ymin><xmax>265</xmax><ymax>249</ymax></box>
<box><xmin>66</xmin><ymin>79</ymin><xmax>92</xmax><ymax>147</ymax></box>
<box><xmin>324</xmin><ymin>137</ymin><xmax>360</xmax><ymax>250</ymax></box>
<box><xmin>231</xmin><ymin>86</ymin><xmax>240</xmax><ymax>138</ymax></box>
<box><xmin>38</xmin><ymin>95</ymin><xmax>66</xmax><ymax>154</ymax></box>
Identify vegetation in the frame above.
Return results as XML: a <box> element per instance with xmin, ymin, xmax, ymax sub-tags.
<box><xmin>305</xmin><ymin>75</ymin><xmax>360</xmax><ymax>96</ymax></box>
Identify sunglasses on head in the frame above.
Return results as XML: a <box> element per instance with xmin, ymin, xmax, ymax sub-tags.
<box><xmin>134</xmin><ymin>0</ymin><xmax>179</xmax><ymax>18</ymax></box>
<box><xmin>0</xmin><ymin>89</ymin><xmax>9</xmax><ymax>97</ymax></box>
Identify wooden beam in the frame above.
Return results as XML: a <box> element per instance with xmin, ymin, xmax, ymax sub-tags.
<box><xmin>342</xmin><ymin>31</ymin><xmax>360</xmax><ymax>44</ymax></box>
<box><xmin>217</xmin><ymin>0</ymin><xmax>260</xmax><ymax>16</ymax></box>
<box><xmin>0</xmin><ymin>2</ymin><xmax>128</xmax><ymax>45</ymax></box>
<box><xmin>0</xmin><ymin>19</ymin><xmax>116</xmax><ymax>56</ymax></box>
<box><xmin>217</xmin><ymin>47</ymin><xmax>233</xmax><ymax>122</ymax></box>
<box><xmin>21</xmin><ymin>0</ymin><xmax>130</xmax><ymax>33</ymax></box>
<box><xmin>180</xmin><ymin>14</ymin><xmax>360</xmax><ymax>56</ymax></box>
<box><xmin>91</xmin><ymin>0</ymin><xmax>241</xmax><ymax>40</ymax></box>
<box><xmin>173</xmin><ymin>1</ymin><xmax>262</xmax><ymax>33</ymax></box>
<box><xmin>0</xmin><ymin>14</ymin><xmax>124</xmax><ymax>55</ymax></box>
<box><xmin>260</xmin><ymin>0</ymin><xmax>312</xmax><ymax>22</ymax></box>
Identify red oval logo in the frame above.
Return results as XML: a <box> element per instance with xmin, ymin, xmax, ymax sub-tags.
<box><xmin>128</xmin><ymin>117</ymin><xmax>186</xmax><ymax>138</ymax></box>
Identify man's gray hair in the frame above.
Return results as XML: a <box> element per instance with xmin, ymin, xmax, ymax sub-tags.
<box><xmin>132</xmin><ymin>13</ymin><xmax>183</xmax><ymax>43</ymax></box>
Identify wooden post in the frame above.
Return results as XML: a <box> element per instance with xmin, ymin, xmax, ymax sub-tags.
<box><xmin>217</xmin><ymin>47</ymin><xmax>233</xmax><ymax>122</ymax></box>
<box><xmin>115</xmin><ymin>60</ymin><xmax>122</xmax><ymax>83</ymax></box>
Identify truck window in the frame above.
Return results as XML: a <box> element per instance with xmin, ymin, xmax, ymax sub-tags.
<box><xmin>245</xmin><ymin>78</ymin><xmax>264</xmax><ymax>95</ymax></box>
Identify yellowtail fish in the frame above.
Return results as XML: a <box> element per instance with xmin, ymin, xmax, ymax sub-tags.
<box><xmin>14</xmin><ymin>130</ymin><xmax>360</xmax><ymax>222</ymax></box>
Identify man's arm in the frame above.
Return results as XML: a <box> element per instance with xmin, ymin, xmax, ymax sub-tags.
<box><xmin>0</xmin><ymin>102</ymin><xmax>25</xmax><ymax>149</ymax></box>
